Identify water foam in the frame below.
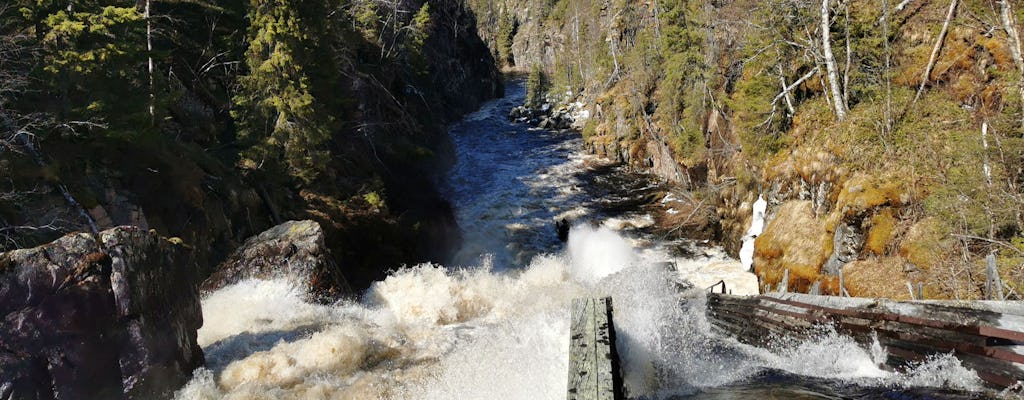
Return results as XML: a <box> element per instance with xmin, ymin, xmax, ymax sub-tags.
<box><xmin>177</xmin><ymin>227</ymin><xmax>986</xmax><ymax>400</ymax></box>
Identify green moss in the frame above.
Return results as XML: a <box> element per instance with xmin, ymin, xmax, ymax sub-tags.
<box><xmin>363</xmin><ymin>191</ymin><xmax>384</xmax><ymax>209</ymax></box>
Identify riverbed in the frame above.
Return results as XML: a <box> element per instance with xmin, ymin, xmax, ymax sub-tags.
<box><xmin>173</xmin><ymin>80</ymin><xmax>988</xmax><ymax>400</ymax></box>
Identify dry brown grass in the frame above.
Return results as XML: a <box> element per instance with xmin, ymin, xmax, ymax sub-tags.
<box><xmin>843</xmin><ymin>257</ymin><xmax>913</xmax><ymax>299</ymax></box>
<box><xmin>754</xmin><ymin>201</ymin><xmax>832</xmax><ymax>292</ymax></box>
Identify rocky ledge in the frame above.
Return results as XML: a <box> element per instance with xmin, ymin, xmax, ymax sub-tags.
<box><xmin>201</xmin><ymin>220</ymin><xmax>351</xmax><ymax>300</ymax></box>
<box><xmin>0</xmin><ymin>226</ymin><xmax>203</xmax><ymax>400</ymax></box>
<box><xmin>509</xmin><ymin>100</ymin><xmax>589</xmax><ymax>131</ymax></box>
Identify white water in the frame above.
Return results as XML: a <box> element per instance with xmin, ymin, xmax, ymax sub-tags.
<box><xmin>176</xmin><ymin>82</ymin><xmax>985</xmax><ymax>399</ymax></box>
<box><xmin>175</xmin><ymin>225</ymin><xmax>982</xmax><ymax>399</ymax></box>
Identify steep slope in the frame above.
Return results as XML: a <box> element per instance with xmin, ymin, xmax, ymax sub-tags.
<box><xmin>467</xmin><ymin>0</ymin><xmax>1023</xmax><ymax>299</ymax></box>
<box><xmin>0</xmin><ymin>0</ymin><xmax>500</xmax><ymax>290</ymax></box>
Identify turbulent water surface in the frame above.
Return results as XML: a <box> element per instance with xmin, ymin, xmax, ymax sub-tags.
<box><xmin>176</xmin><ymin>81</ymin><xmax>990</xmax><ymax>399</ymax></box>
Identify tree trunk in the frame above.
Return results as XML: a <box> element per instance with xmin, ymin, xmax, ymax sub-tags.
<box><xmin>843</xmin><ymin>3</ymin><xmax>851</xmax><ymax>111</ymax></box>
<box><xmin>883</xmin><ymin>0</ymin><xmax>893</xmax><ymax>136</ymax></box>
<box><xmin>999</xmin><ymin>0</ymin><xmax>1024</xmax><ymax>130</ymax></box>
<box><xmin>145</xmin><ymin>0</ymin><xmax>154</xmax><ymax>125</ymax></box>
<box><xmin>821</xmin><ymin>0</ymin><xmax>847</xmax><ymax>121</ymax></box>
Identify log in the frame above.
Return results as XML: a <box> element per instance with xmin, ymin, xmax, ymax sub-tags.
<box><xmin>567</xmin><ymin>297</ymin><xmax>623</xmax><ymax>400</ymax></box>
<box><xmin>705</xmin><ymin>292</ymin><xmax>1024</xmax><ymax>389</ymax></box>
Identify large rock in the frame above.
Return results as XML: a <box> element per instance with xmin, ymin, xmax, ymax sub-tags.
<box><xmin>0</xmin><ymin>226</ymin><xmax>203</xmax><ymax>400</ymax></box>
<box><xmin>201</xmin><ymin>220</ymin><xmax>351</xmax><ymax>299</ymax></box>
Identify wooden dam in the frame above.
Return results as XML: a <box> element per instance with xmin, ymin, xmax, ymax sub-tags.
<box><xmin>568</xmin><ymin>293</ymin><xmax>1024</xmax><ymax>399</ymax></box>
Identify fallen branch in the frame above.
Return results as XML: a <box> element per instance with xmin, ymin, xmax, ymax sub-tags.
<box><xmin>771</xmin><ymin>67</ymin><xmax>819</xmax><ymax>107</ymax></box>
<box><xmin>912</xmin><ymin>0</ymin><xmax>958</xmax><ymax>105</ymax></box>
<box><xmin>951</xmin><ymin>233</ymin><xmax>1024</xmax><ymax>255</ymax></box>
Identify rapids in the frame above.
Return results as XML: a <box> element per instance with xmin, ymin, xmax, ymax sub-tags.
<box><xmin>175</xmin><ymin>81</ymin><xmax>989</xmax><ymax>400</ymax></box>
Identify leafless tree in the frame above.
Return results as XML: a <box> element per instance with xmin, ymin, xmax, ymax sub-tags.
<box><xmin>0</xmin><ymin>8</ymin><xmax>99</xmax><ymax>250</ymax></box>
<box><xmin>821</xmin><ymin>0</ymin><xmax>847</xmax><ymax>121</ymax></box>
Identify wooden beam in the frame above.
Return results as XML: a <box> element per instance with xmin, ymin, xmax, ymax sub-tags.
<box><xmin>706</xmin><ymin>292</ymin><xmax>1024</xmax><ymax>389</ymax></box>
<box><xmin>567</xmin><ymin>297</ymin><xmax>623</xmax><ymax>400</ymax></box>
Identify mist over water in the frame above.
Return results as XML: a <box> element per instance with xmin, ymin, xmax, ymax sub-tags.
<box><xmin>176</xmin><ymin>81</ymin><xmax>987</xmax><ymax>399</ymax></box>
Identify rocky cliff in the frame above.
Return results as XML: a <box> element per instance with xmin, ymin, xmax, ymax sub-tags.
<box><xmin>0</xmin><ymin>226</ymin><xmax>203</xmax><ymax>399</ymax></box>
<box><xmin>0</xmin><ymin>0</ymin><xmax>501</xmax><ymax>291</ymax></box>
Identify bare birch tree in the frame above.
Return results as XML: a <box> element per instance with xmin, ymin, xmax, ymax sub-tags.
<box><xmin>998</xmin><ymin>0</ymin><xmax>1024</xmax><ymax>130</ymax></box>
<box><xmin>821</xmin><ymin>0</ymin><xmax>847</xmax><ymax>121</ymax></box>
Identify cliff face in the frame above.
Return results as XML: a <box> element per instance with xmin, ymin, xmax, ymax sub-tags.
<box><xmin>467</xmin><ymin>0</ymin><xmax>1024</xmax><ymax>299</ymax></box>
<box><xmin>0</xmin><ymin>227</ymin><xmax>203</xmax><ymax>399</ymax></box>
<box><xmin>0</xmin><ymin>0</ymin><xmax>501</xmax><ymax>291</ymax></box>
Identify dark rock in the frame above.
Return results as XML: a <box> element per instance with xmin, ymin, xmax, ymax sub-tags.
<box><xmin>200</xmin><ymin>220</ymin><xmax>351</xmax><ymax>300</ymax></box>
<box><xmin>0</xmin><ymin>226</ymin><xmax>203</xmax><ymax>400</ymax></box>
<box><xmin>556</xmin><ymin>218</ymin><xmax>570</xmax><ymax>242</ymax></box>
<box><xmin>822</xmin><ymin>222</ymin><xmax>864</xmax><ymax>276</ymax></box>
<box><xmin>508</xmin><ymin>106</ymin><xmax>529</xmax><ymax>121</ymax></box>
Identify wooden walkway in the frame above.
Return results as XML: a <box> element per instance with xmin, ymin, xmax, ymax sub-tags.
<box><xmin>707</xmin><ymin>292</ymin><xmax>1024</xmax><ymax>389</ymax></box>
<box><xmin>567</xmin><ymin>297</ymin><xmax>624</xmax><ymax>400</ymax></box>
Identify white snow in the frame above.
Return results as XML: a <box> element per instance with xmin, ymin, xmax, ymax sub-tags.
<box><xmin>739</xmin><ymin>195</ymin><xmax>767</xmax><ymax>272</ymax></box>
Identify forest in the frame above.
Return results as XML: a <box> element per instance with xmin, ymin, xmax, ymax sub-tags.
<box><xmin>467</xmin><ymin>0</ymin><xmax>1024</xmax><ymax>299</ymax></box>
<box><xmin>0</xmin><ymin>0</ymin><xmax>499</xmax><ymax>288</ymax></box>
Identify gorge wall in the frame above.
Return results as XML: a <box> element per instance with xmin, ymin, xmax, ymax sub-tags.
<box><xmin>467</xmin><ymin>0</ymin><xmax>1024</xmax><ymax>299</ymax></box>
<box><xmin>0</xmin><ymin>0</ymin><xmax>500</xmax><ymax>290</ymax></box>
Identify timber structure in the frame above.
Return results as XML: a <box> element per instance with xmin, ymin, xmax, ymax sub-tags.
<box><xmin>567</xmin><ymin>297</ymin><xmax>624</xmax><ymax>400</ymax></box>
<box><xmin>706</xmin><ymin>292</ymin><xmax>1024</xmax><ymax>389</ymax></box>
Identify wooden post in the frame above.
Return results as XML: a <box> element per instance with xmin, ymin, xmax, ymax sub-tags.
<box><xmin>567</xmin><ymin>297</ymin><xmax>623</xmax><ymax>400</ymax></box>
<box><xmin>779</xmin><ymin>269</ymin><xmax>789</xmax><ymax>293</ymax></box>
<box><xmin>986</xmin><ymin>253</ymin><xmax>1005</xmax><ymax>300</ymax></box>
<box><xmin>838</xmin><ymin>267</ymin><xmax>845</xmax><ymax>297</ymax></box>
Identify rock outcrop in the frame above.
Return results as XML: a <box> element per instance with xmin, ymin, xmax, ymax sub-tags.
<box><xmin>201</xmin><ymin>220</ymin><xmax>351</xmax><ymax>300</ymax></box>
<box><xmin>0</xmin><ymin>226</ymin><xmax>203</xmax><ymax>399</ymax></box>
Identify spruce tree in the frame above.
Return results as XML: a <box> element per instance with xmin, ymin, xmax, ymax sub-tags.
<box><xmin>28</xmin><ymin>0</ymin><xmax>150</xmax><ymax>135</ymax></box>
<box><xmin>233</xmin><ymin>0</ymin><xmax>331</xmax><ymax>184</ymax></box>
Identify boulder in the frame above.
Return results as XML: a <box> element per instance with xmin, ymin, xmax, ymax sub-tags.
<box><xmin>0</xmin><ymin>226</ymin><xmax>204</xmax><ymax>400</ymax></box>
<box><xmin>821</xmin><ymin>222</ymin><xmax>864</xmax><ymax>276</ymax></box>
<box><xmin>200</xmin><ymin>220</ymin><xmax>351</xmax><ymax>300</ymax></box>
<box><xmin>508</xmin><ymin>106</ymin><xmax>528</xmax><ymax>121</ymax></box>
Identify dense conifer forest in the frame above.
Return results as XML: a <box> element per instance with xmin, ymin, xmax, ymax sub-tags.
<box><xmin>0</xmin><ymin>0</ymin><xmax>499</xmax><ymax>288</ymax></box>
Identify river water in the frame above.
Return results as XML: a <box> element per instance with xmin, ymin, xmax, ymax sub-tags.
<box><xmin>175</xmin><ymin>81</ymin><xmax>990</xmax><ymax>399</ymax></box>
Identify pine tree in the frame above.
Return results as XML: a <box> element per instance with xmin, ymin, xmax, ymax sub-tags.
<box><xmin>233</xmin><ymin>0</ymin><xmax>331</xmax><ymax>184</ymax></box>
<box><xmin>657</xmin><ymin>0</ymin><xmax>708</xmax><ymax>163</ymax></box>
<box><xmin>496</xmin><ymin>10</ymin><xmax>516</xmax><ymax>67</ymax></box>
<box><xmin>28</xmin><ymin>0</ymin><xmax>150</xmax><ymax>135</ymax></box>
<box><xmin>407</xmin><ymin>3</ymin><xmax>432</xmax><ymax>76</ymax></box>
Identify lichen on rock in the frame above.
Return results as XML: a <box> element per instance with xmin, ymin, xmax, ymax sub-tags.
<box><xmin>201</xmin><ymin>220</ymin><xmax>351</xmax><ymax>301</ymax></box>
<box><xmin>0</xmin><ymin>226</ymin><xmax>204</xmax><ymax>399</ymax></box>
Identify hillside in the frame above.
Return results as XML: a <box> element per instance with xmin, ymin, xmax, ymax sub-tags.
<box><xmin>0</xmin><ymin>0</ymin><xmax>500</xmax><ymax>289</ymax></box>
<box><xmin>467</xmin><ymin>0</ymin><xmax>1023</xmax><ymax>299</ymax></box>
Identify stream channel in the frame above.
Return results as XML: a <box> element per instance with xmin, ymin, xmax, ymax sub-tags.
<box><xmin>174</xmin><ymin>80</ymin><xmax>990</xmax><ymax>400</ymax></box>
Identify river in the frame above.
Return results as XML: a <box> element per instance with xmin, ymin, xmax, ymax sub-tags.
<box><xmin>174</xmin><ymin>81</ymin><xmax>989</xmax><ymax>399</ymax></box>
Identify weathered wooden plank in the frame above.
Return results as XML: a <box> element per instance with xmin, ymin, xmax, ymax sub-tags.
<box><xmin>706</xmin><ymin>292</ymin><xmax>1024</xmax><ymax>390</ymax></box>
<box><xmin>567</xmin><ymin>297</ymin><xmax>622</xmax><ymax>400</ymax></box>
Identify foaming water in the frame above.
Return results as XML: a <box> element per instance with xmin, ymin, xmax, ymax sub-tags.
<box><xmin>174</xmin><ymin>229</ymin><xmax>721</xmax><ymax>399</ymax></box>
<box><xmin>176</xmin><ymin>227</ymin><xmax>985</xmax><ymax>399</ymax></box>
<box><xmin>177</xmin><ymin>80</ymin><xmax>990</xmax><ymax>399</ymax></box>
